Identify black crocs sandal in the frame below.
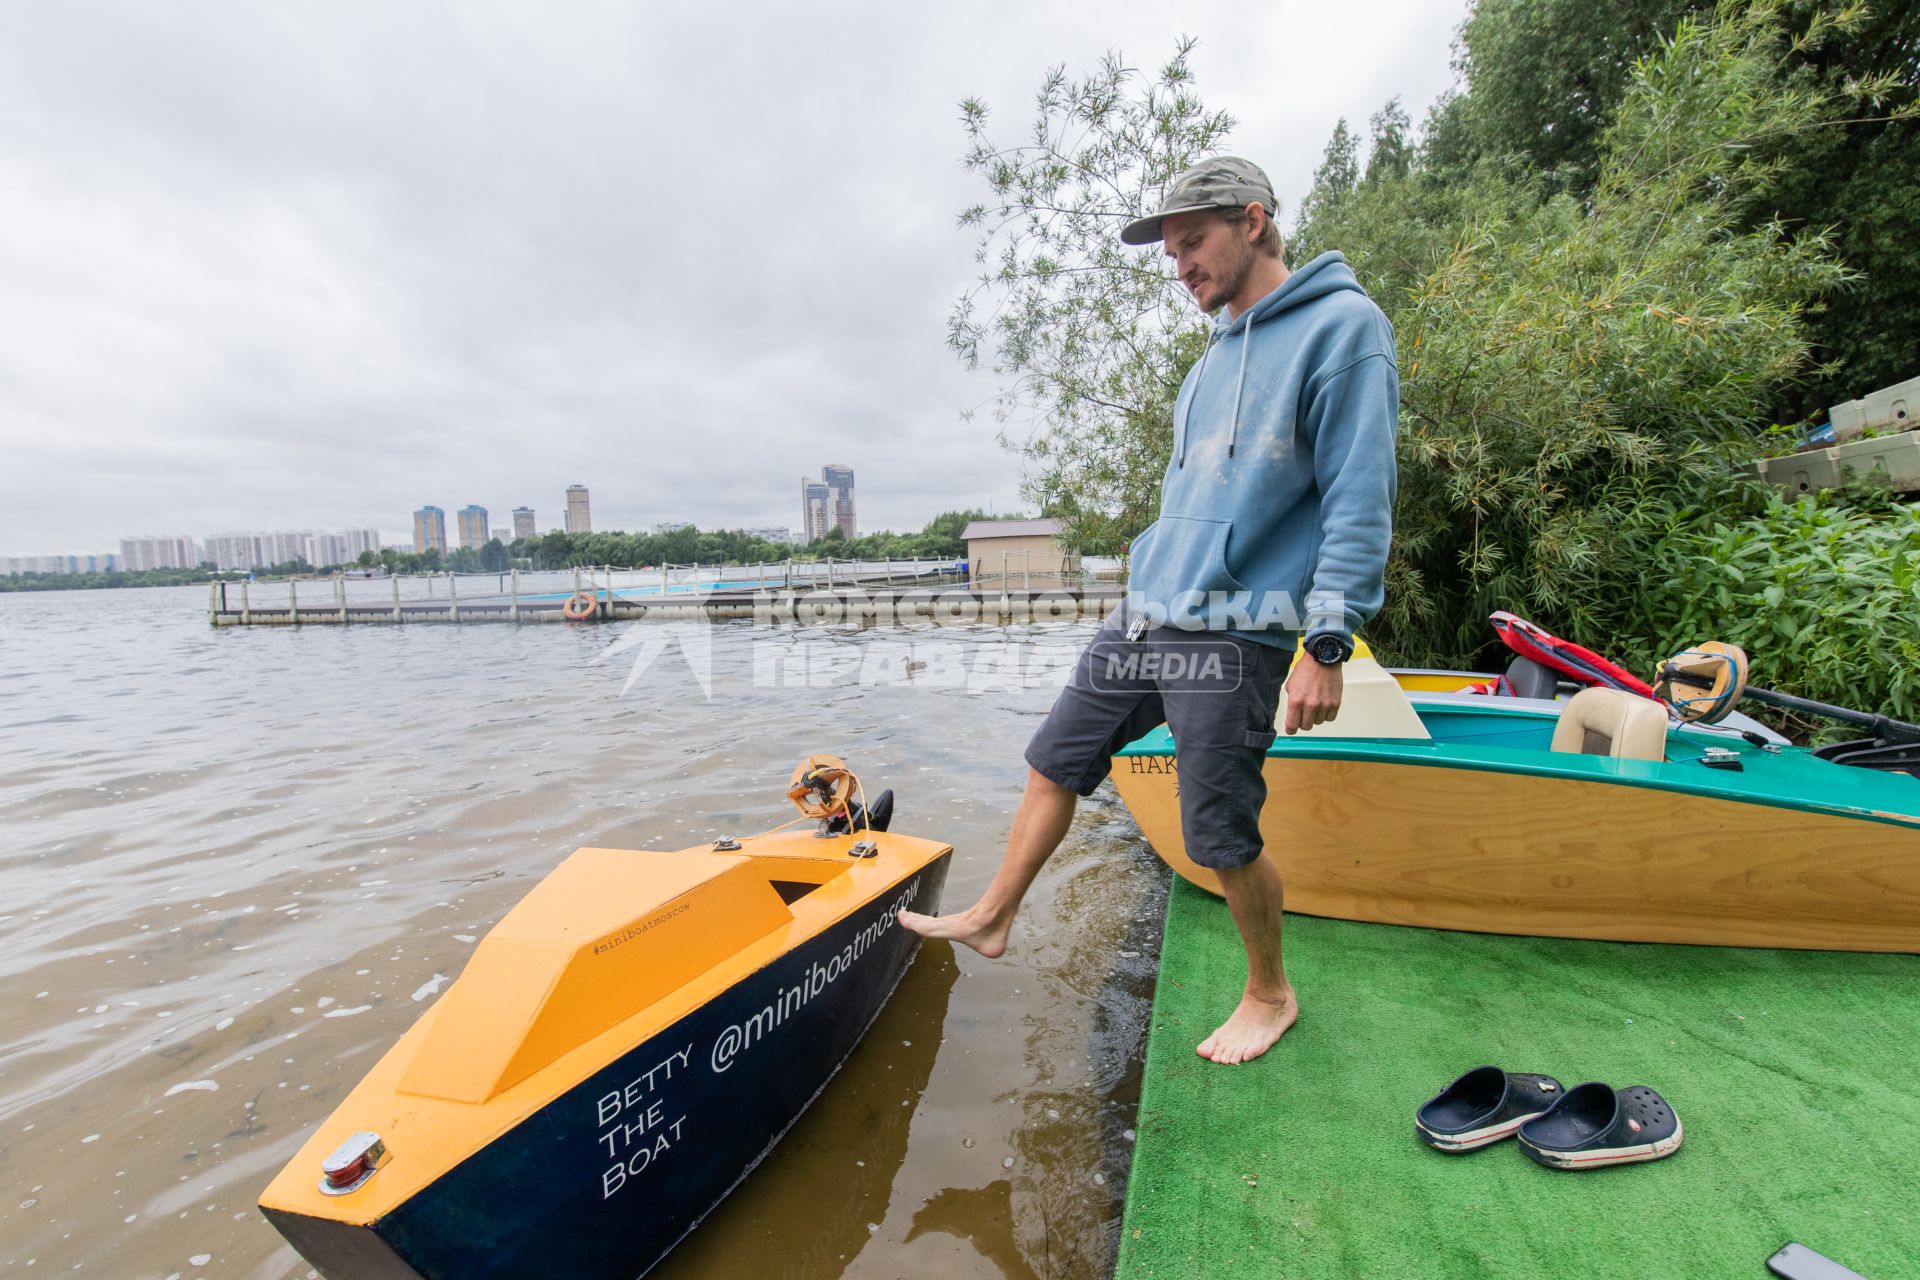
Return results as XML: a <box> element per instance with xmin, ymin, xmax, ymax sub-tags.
<box><xmin>1517</xmin><ymin>1082</ymin><xmax>1683</xmax><ymax>1169</ymax></box>
<box><xmin>1415</xmin><ymin>1065</ymin><xmax>1565</xmax><ymax>1152</ymax></box>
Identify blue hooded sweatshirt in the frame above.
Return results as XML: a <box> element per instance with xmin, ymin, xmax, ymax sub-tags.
<box><xmin>1125</xmin><ymin>251</ymin><xmax>1399</xmax><ymax>651</ymax></box>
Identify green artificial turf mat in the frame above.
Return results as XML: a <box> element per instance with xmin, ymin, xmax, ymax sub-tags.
<box><xmin>1117</xmin><ymin>878</ymin><xmax>1920</xmax><ymax>1279</ymax></box>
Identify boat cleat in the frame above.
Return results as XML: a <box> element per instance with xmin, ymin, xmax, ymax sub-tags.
<box><xmin>317</xmin><ymin>1131</ymin><xmax>386</xmax><ymax>1196</ymax></box>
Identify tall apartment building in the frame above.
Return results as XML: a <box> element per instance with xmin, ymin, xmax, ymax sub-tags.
<box><xmin>305</xmin><ymin>529</ymin><xmax>382</xmax><ymax>567</ymax></box>
<box><xmin>800</xmin><ymin>478</ymin><xmax>831</xmax><ymax>542</ymax></box>
<box><xmin>204</xmin><ymin>533</ymin><xmax>263</xmax><ymax>572</ymax></box>
<box><xmin>822</xmin><ymin>464</ymin><xmax>856</xmax><ymax>538</ymax></box>
<box><xmin>800</xmin><ymin>465</ymin><xmax>856</xmax><ymax>542</ymax></box>
<box><xmin>512</xmin><ymin>507</ymin><xmax>536</xmax><ymax>541</ymax></box>
<box><xmin>456</xmin><ymin>505</ymin><xmax>490</xmax><ymax>550</ymax></box>
<box><xmin>342</xmin><ymin>528</ymin><xmax>381</xmax><ymax>561</ymax></box>
<box><xmin>414</xmin><ymin>506</ymin><xmax>448</xmax><ymax>555</ymax></box>
<box><xmin>565</xmin><ymin>485</ymin><xmax>591</xmax><ymax>534</ymax></box>
<box><xmin>118</xmin><ymin>535</ymin><xmax>198</xmax><ymax>571</ymax></box>
<box><xmin>0</xmin><ymin>553</ymin><xmax>120</xmax><ymax>575</ymax></box>
<box><xmin>259</xmin><ymin>531</ymin><xmax>309</xmax><ymax>566</ymax></box>
<box><xmin>204</xmin><ymin>529</ymin><xmax>380</xmax><ymax>571</ymax></box>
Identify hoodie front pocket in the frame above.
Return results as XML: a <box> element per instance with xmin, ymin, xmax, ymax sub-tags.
<box><xmin>1147</xmin><ymin>514</ymin><xmax>1250</xmax><ymax>597</ymax></box>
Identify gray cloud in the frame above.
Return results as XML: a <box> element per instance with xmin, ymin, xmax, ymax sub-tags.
<box><xmin>0</xmin><ymin>0</ymin><xmax>1462</xmax><ymax>552</ymax></box>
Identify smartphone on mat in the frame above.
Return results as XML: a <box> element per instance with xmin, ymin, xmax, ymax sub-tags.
<box><xmin>1767</xmin><ymin>1242</ymin><xmax>1867</xmax><ymax>1280</ymax></box>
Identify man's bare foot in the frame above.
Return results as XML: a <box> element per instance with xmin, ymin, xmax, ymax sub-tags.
<box><xmin>1195</xmin><ymin>991</ymin><xmax>1298</xmax><ymax>1065</ymax></box>
<box><xmin>898</xmin><ymin>907</ymin><xmax>1012</xmax><ymax>959</ymax></box>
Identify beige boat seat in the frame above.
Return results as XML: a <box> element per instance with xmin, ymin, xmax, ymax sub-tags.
<box><xmin>1549</xmin><ymin>687</ymin><xmax>1669</xmax><ymax>762</ymax></box>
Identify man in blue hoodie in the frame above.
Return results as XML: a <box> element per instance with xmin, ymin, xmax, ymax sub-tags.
<box><xmin>902</xmin><ymin>158</ymin><xmax>1398</xmax><ymax>1065</ymax></box>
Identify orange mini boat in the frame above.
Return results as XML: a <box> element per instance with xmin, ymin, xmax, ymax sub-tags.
<box><xmin>260</xmin><ymin>759</ymin><xmax>949</xmax><ymax>1279</ymax></box>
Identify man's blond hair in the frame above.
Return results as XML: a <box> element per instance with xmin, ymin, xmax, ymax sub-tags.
<box><xmin>1220</xmin><ymin>206</ymin><xmax>1285</xmax><ymax>260</ymax></box>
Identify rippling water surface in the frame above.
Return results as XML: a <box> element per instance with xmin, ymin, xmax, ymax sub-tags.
<box><xmin>0</xmin><ymin>586</ymin><xmax>1169</xmax><ymax>1279</ymax></box>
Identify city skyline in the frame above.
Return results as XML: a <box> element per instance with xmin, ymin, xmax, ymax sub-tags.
<box><xmin>1</xmin><ymin>471</ymin><xmax>1008</xmax><ymax>570</ymax></box>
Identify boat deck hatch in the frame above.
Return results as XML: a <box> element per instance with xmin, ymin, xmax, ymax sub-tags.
<box><xmin>397</xmin><ymin>848</ymin><xmax>803</xmax><ymax>1104</ymax></box>
<box><xmin>770</xmin><ymin>879</ymin><xmax>823</xmax><ymax>905</ymax></box>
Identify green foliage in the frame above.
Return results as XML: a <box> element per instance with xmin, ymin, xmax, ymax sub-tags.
<box><xmin>956</xmin><ymin>11</ymin><xmax>1915</xmax><ymax>720</ymax></box>
<box><xmin>1628</xmin><ymin>487</ymin><xmax>1920</xmax><ymax>735</ymax></box>
<box><xmin>1290</xmin><ymin>119</ymin><xmax>1360</xmax><ymax>265</ymax></box>
<box><xmin>1435</xmin><ymin>0</ymin><xmax>1699</xmax><ymax>188</ymax></box>
<box><xmin>949</xmin><ymin>39</ymin><xmax>1230</xmax><ymax>552</ymax></box>
<box><xmin>1297</xmin><ymin>3</ymin><xmax>1868</xmax><ymax>667</ymax></box>
<box><xmin>503</xmin><ymin>511</ymin><xmax>989</xmax><ymax>571</ymax></box>
<box><xmin>1435</xmin><ymin>0</ymin><xmax>1920</xmax><ymax>417</ymax></box>
<box><xmin>0</xmin><ymin>567</ymin><xmax>246</xmax><ymax>592</ymax></box>
<box><xmin>373</xmin><ymin>546</ymin><xmax>442</xmax><ymax>575</ymax></box>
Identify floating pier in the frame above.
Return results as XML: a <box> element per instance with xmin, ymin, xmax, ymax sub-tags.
<box><xmin>208</xmin><ymin>557</ymin><xmax>1122</xmax><ymax>626</ymax></box>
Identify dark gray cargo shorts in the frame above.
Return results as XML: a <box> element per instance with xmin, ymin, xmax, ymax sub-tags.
<box><xmin>1024</xmin><ymin>619</ymin><xmax>1290</xmax><ymax>870</ymax></box>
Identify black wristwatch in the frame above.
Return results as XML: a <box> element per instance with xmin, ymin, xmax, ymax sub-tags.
<box><xmin>1305</xmin><ymin>633</ymin><xmax>1352</xmax><ymax>666</ymax></box>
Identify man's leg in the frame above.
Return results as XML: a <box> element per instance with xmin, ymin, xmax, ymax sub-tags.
<box><xmin>902</xmin><ymin>618</ymin><xmax>1162</xmax><ymax>957</ymax></box>
<box><xmin>898</xmin><ymin>766</ymin><xmax>1075</xmax><ymax>958</ymax></box>
<box><xmin>1158</xmin><ymin>632</ymin><xmax>1295</xmax><ymax>1064</ymax></box>
<box><xmin>1196</xmin><ymin>851</ymin><xmax>1297</xmax><ymax>1064</ymax></box>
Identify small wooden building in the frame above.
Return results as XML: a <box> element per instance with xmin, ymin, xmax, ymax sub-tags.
<box><xmin>962</xmin><ymin>518</ymin><xmax>1078</xmax><ymax>584</ymax></box>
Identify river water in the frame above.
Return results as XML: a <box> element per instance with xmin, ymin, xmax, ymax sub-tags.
<box><xmin>0</xmin><ymin>585</ymin><xmax>1169</xmax><ymax>1279</ymax></box>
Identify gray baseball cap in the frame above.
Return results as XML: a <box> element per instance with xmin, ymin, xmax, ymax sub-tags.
<box><xmin>1120</xmin><ymin>156</ymin><xmax>1277</xmax><ymax>246</ymax></box>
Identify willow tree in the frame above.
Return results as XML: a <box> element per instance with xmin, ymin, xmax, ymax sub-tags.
<box><xmin>1293</xmin><ymin>1</ymin><xmax>1903</xmax><ymax>666</ymax></box>
<box><xmin>948</xmin><ymin>40</ymin><xmax>1230</xmax><ymax>554</ymax></box>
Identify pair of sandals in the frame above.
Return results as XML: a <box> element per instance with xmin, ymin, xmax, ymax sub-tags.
<box><xmin>1416</xmin><ymin>1066</ymin><xmax>1683</xmax><ymax>1169</ymax></box>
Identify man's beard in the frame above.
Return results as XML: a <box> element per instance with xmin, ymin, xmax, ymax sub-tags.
<box><xmin>1198</xmin><ymin>238</ymin><xmax>1256</xmax><ymax>313</ymax></box>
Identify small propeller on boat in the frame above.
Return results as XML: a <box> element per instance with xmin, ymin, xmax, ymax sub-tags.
<box><xmin>788</xmin><ymin>754</ymin><xmax>856</xmax><ymax>820</ymax></box>
<box><xmin>1651</xmin><ymin>642</ymin><xmax>1749</xmax><ymax>724</ymax></box>
<box><xmin>1654</xmin><ymin>641</ymin><xmax>1920</xmax><ymax>775</ymax></box>
<box><xmin>787</xmin><ymin>754</ymin><xmax>893</xmax><ymax>837</ymax></box>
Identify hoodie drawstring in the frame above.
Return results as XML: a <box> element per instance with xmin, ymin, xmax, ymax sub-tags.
<box><xmin>1227</xmin><ymin>321</ymin><xmax>1251</xmax><ymax>458</ymax></box>
<box><xmin>1176</xmin><ymin>319</ymin><xmax>1253</xmax><ymax>466</ymax></box>
<box><xmin>1175</xmin><ymin>331</ymin><xmax>1216</xmax><ymax>469</ymax></box>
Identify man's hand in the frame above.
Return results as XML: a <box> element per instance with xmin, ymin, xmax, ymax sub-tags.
<box><xmin>1283</xmin><ymin>658</ymin><xmax>1343</xmax><ymax>735</ymax></box>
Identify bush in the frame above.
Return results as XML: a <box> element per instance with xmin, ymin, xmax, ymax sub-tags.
<box><xmin>1627</xmin><ymin>487</ymin><xmax>1920</xmax><ymax>737</ymax></box>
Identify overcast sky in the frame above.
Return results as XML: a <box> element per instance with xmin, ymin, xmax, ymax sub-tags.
<box><xmin>0</xmin><ymin>0</ymin><xmax>1465</xmax><ymax>553</ymax></box>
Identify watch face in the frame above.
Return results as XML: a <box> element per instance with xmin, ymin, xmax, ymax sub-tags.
<box><xmin>1311</xmin><ymin>637</ymin><xmax>1343</xmax><ymax>664</ymax></box>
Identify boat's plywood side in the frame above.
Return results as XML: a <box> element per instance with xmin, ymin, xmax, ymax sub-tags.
<box><xmin>1112</xmin><ymin>756</ymin><xmax>1920</xmax><ymax>952</ymax></box>
<box><xmin>259</xmin><ymin>830</ymin><xmax>950</xmax><ymax>1225</ymax></box>
<box><xmin>375</xmin><ymin>856</ymin><xmax>949</xmax><ymax>1280</ymax></box>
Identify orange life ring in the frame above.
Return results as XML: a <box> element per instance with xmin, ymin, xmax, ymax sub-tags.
<box><xmin>561</xmin><ymin>592</ymin><xmax>598</xmax><ymax>621</ymax></box>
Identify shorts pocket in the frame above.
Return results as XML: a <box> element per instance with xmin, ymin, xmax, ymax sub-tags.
<box><xmin>1240</xmin><ymin>641</ymin><xmax>1285</xmax><ymax>750</ymax></box>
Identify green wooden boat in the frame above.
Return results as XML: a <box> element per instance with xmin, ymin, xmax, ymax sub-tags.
<box><xmin>1112</xmin><ymin>627</ymin><xmax>1920</xmax><ymax>953</ymax></box>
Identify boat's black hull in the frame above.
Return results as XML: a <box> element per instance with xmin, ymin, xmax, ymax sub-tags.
<box><xmin>265</xmin><ymin>855</ymin><xmax>948</xmax><ymax>1279</ymax></box>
